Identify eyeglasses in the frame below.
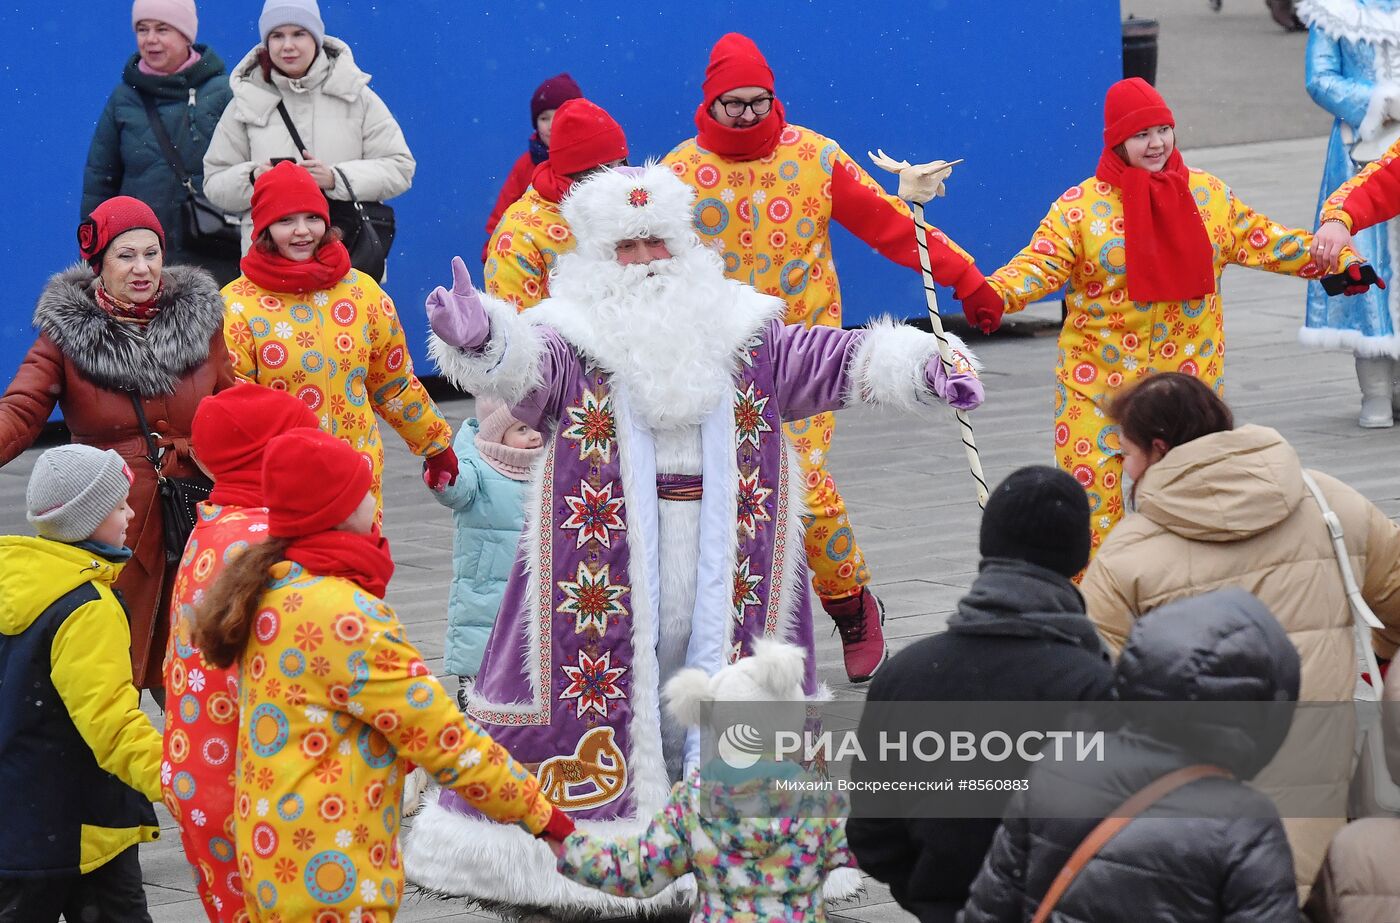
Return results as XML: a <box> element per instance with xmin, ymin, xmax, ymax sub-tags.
<box><xmin>718</xmin><ymin>96</ymin><xmax>774</xmax><ymax>119</ymax></box>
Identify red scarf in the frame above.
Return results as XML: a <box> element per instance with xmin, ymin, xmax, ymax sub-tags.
<box><xmin>694</xmin><ymin>98</ymin><xmax>787</xmax><ymax>161</ymax></box>
<box><xmin>208</xmin><ymin>473</ymin><xmax>263</xmax><ymax>511</ymax></box>
<box><xmin>240</xmin><ymin>240</ymin><xmax>353</xmax><ymax>295</ymax></box>
<box><xmin>1094</xmin><ymin>147</ymin><xmax>1215</xmax><ymax>303</ymax></box>
<box><xmin>531</xmin><ymin>160</ymin><xmax>573</xmax><ymax>204</ymax></box>
<box><xmin>284</xmin><ymin>529</ymin><xmax>395</xmax><ymax>598</ymax></box>
<box><xmin>95</xmin><ymin>279</ymin><xmax>164</xmax><ymax>321</ymax></box>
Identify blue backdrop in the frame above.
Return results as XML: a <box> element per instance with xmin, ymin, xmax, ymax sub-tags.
<box><xmin>0</xmin><ymin>1</ymin><xmax>1119</xmax><ymax>386</ymax></box>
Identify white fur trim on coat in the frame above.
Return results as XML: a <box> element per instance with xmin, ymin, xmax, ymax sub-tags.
<box><xmin>845</xmin><ymin>317</ymin><xmax>980</xmax><ymax>412</ymax></box>
<box><xmin>560</xmin><ymin>162</ymin><xmax>702</xmax><ymax>260</ymax></box>
<box><xmin>1298</xmin><ymin>325</ymin><xmax>1400</xmax><ymax>357</ymax></box>
<box><xmin>1359</xmin><ymin>80</ymin><xmax>1400</xmax><ymax>143</ymax></box>
<box><xmin>1298</xmin><ymin>0</ymin><xmax>1400</xmax><ymax>44</ymax></box>
<box><xmin>427</xmin><ymin>294</ymin><xmax>544</xmax><ymax>404</ymax></box>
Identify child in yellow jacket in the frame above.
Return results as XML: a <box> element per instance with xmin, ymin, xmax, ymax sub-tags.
<box><xmin>194</xmin><ymin>428</ymin><xmax>571</xmax><ymax>921</ymax></box>
<box><xmin>979</xmin><ymin>78</ymin><xmax>1374</xmax><ymax>551</ymax></box>
<box><xmin>0</xmin><ymin>445</ymin><xmax>162</xmax><ymax>919</ymax></box>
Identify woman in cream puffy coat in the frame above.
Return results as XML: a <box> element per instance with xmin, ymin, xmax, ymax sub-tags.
<box><xmin>1081</xmin><ymin>372</ymin><xmax>1400</xmax><ymax>902</ymax></box>
<box><xmin>202</xmin><ymin>3</ymin><xmax>413</xmax><ymax>254</ymax></box>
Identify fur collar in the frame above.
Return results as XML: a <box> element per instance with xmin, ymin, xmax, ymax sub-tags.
<box><xmin>526</xmin><ymin>281</ymin><xmax>784</xmax><ymax>374</ymax></box>
<box><xmin>1298</xmin><ymin>0</ymin><xmax>1400</xmax><ymax>43</ymax></box>
<box><xmin>34</xmin><ymin>264</ymin><xmax>225</xmax><ymax>396</ymax></box>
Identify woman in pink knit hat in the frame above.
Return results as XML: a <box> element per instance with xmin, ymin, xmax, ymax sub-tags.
<box><xmin>431</xmin><ymin>396</ymin><xmax>543</xmax><ymax>698</ymax></box>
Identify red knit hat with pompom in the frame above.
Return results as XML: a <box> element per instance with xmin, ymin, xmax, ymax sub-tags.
<box><xmin>251</xmin><ymin>161</ymin><xmax>330</xmax><ymax>241</ymax></box>
<box><xmin>78</xmin><ymin>196</ymin><xmax>165</xmax><ymax>268</ymax></box>
<box><xmin>702</xmin><ymin>33</ymin><xmax>774</xmax><ymax>104</ymax></box>
<box><xmin>262</xmin><ymin>428</ymin><xmax>372</xmax><ymax>538</ymax></box>
<box><xmin>1102</xmin><ymin>77</ymin><xmax>1175</xmax><ymax>148</ymax></box>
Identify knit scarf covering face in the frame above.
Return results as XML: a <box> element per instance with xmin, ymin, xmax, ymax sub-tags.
<box><xmin>239</xmin><ymin>239</ymin><xmax>353</xmax><ymax>295</ymax></box>
<box><xmin>694</xmin><ymin>97</ymin><xmax>787</xmax><ymax>161</ymax></box>
<box><xmin>284</xmin><ymin>528</ymin><xmax>395</xmax><ymax>598</ymax></box>
<box><xmin>1094</xmin><ymin>146</ymin><xmax>1215</xmax><ymax>302</ymax></box>
<box><xmin>475</xmin><ymin>434</ymin><xmax>542</xmax><ymax>481</ymax></box>
<box><xmin>95</xmin><ymin>277</ymin><xmax>164</xmax><ymax>321</ymax></box>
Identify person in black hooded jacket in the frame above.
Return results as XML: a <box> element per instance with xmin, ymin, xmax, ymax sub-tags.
<box><xmin>847</xmin><ymin>466</ymin><xmax>1115</xmax><ymax>923</ymax></box>
<box><xmin>959</xmin><ymin>587</ymin><xmax>1301</xmax><ymax>923</ymax></box>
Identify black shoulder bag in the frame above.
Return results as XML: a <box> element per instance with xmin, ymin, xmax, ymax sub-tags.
<box><xmin>137</xmin><ymin>90</ymin><xmax>242</xmax><ymax>259</ymax></box>
<box><xmin>128</xmin><ymin>393</ymin><xmax>213</xmax><ymax>564</ymax></box>
<box><xmin>275</xmin><ymin>101</ymin><xmax>396</xmax><ymax>279</ymax></box>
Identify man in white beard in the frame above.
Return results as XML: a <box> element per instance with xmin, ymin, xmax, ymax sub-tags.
<box><xmin>403</xmin><ymin>163</ymin><xmax>984</xmax><ymax>914</ymax></box>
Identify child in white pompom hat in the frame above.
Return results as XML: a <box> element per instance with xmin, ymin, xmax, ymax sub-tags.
<box><xmin>548</xmin><ymin>639</ymin><xmax>857</xmax><ymax>921</ymax></box>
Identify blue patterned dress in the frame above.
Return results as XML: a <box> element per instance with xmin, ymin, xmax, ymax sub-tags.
<box><xmin>1301</xmin><ymin>0</ymin><xmax>1400</xmax><ymax>355</ymax></box>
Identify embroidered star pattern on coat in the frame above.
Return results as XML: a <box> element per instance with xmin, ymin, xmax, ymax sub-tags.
<box><xmin>733</xmin><ymin>383</ymin><xmax>773</xmax><ymax>448</ymax></box>
<box><xmin>561</xmin><ymin>387</ymin><xmax>616</xmax><ymax>463</ymax></box>
<box><xmin>559</xmin><ymin>651</ymin><xmax>628</xmax><ymax>719</ymax></box>
<box><xmin>735</xmin><ymin>472</ymin><xmax>774</xmax><ymax>541</ymax></box>
<box><xmin>557</xmin><ymin>562</ymin><xmax>628</xmax><ymax>635</ymax></box>
<box><xmin>561</xmin><ymin>481</ymin><xmax>626</xmax><ymax>549</ymax></box>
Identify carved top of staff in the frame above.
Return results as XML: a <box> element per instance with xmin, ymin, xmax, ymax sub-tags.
<box><xmin>868</xmin><ymin>149</ymin><xmax>964</xmax><ymax>205</ymax></box>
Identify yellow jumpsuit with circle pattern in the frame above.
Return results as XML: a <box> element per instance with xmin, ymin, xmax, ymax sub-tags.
<box><xmin>987</xmin><ymin>169</ymin><xmax>1359</xmax><ymax>551</ymax></box>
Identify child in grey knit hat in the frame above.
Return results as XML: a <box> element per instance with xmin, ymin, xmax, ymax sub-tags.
<box><xmin>26</xmin><ymin>443</ymin><xmax>135</xmax><ymax>548</ymax></box>
<box><xmin>0</xmin><ymin>443</ymin><xmax>162</xmax><ymax>918</ymax></box>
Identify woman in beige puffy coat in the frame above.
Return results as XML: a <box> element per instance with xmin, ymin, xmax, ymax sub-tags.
<box><xmin>1081</xmin><ymin>371</ymin><xmax>1400</xmax><ymax>902</ymax></box>
<box><xmin>201</xmin><ymin>0</ymin><xmax>413</xmax><ymax>255</ymax></box>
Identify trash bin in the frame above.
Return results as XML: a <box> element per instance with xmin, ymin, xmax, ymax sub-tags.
<box><xmin>1122</xmin><ymin>17</ymin><xmax>1159</xmax><ymax>85</ymax></box>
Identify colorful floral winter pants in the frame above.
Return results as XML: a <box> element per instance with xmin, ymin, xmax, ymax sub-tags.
<box><xmin>788</xmin><ymin>413</ymin><xmax>870</xmax><ymax>602</ymax></box>
<box><xmin>1054</xmin><ymin>385</ymin><xmax>1125</xmax><ymax>553</ymax></box>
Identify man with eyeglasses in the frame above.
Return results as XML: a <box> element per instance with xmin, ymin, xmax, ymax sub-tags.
<box><xmin>484</xmin><ymin>98</ymin><xmax>628</xmax><ymax>311</ymax></box>
<box><xmin>666</xmin><ymin>32</ymin><xmax>1003</xmax><ymax>683</ymax></box>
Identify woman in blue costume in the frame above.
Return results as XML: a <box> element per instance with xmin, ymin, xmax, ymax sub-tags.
<box><xmin>1300</xmin><ymin>0</ymin><xmax>1400</xmax><ymax>426</ymax></box>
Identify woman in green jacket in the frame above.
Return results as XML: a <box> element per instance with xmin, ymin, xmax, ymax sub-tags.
<box><xmin>82</xmin><ymin>1</ymin><xmax>238</xmax><ymax>283</ymax></box>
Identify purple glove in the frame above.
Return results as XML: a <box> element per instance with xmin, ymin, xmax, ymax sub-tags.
<box><xmin>924</xmin><ymin>354</ymin><xmax>984</xmax><ymax>411</ymax></box>
<box><xmin>425</xmin><ymin>256</ymin><xmax>489</xmax><ymax>351</ymax></box>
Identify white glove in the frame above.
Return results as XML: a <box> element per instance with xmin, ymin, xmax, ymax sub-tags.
<box><xmin>868</xmin><ymin>149</ymin><xmax>963</xmax><ymax>204</ymax></box>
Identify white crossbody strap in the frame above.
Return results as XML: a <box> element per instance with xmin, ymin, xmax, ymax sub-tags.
<box><xmin>1301</xmin><ymin>470</ymin><xmax>1385</xmax><ymax>700</ymax></box>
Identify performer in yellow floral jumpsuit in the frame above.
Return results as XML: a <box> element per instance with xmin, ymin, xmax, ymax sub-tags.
<box><xmin>484</xmin><ymin>99</ymin><xmax>628</xmax><ymax>311</ymax></box>
<box><xmin>195</xmin><ymin>428</ymin><xmax>572</xmax><ymax>922</ymax></box>
<box><xmin>982</xmin><ymin>79</ymin><xmax>1367</xmax><ymax>552</ymax></box>
<box><xmin>665</xmin><ymin>33</ymin><xmax>1002</xmax><ymax>681</ymax></box>
<box><xmin>222</xmin><ymin>163</ymin><xmax>456</xmax><ymax>515</ymax></box>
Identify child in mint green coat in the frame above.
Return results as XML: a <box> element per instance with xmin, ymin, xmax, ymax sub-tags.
<box><xmin>433</xmin><ymin>396</ymin><xmax>543</xmax><ymax>683</ymax></box>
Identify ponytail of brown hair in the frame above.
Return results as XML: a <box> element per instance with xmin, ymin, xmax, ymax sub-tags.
<box><xmin>192</xmin><ymin>539</ymin><xmax>290</xmax><ymax>669</ymax></box>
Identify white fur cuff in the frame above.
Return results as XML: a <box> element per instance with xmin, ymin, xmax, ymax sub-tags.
<box><xmin>427</xmin><ymin>295</ymin><xmax>544</xmax><ymax>405</ymax></box>
<box><xmin>846</xmin><ymin>317</ymin><xmax>980</xmax><ymax>412</ymax></box>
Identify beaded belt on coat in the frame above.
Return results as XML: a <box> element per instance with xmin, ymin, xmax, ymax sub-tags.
<box><xmin>656</xmin><ymin>473</ymin><xmax>703</xmax><ymax>502</ymax></box>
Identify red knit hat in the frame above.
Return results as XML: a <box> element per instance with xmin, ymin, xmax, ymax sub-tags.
<box><xmin>251</xmin><ymin>161</ymin><xmax>330</xmax><ymax>241</ymax></box>
<box><xmin>262</xmin><ymin>428</ymin><xmax>373</xmax><ymax>538</ymax></box>
<box><xmin>78</xmin><ymin>196</ymin><xmax>166</xmax><ymax>268</ymax></box>
<box><xmin>547</xmin><ymin>99</ymin><xmax>628</xmax><ymax>176</ymax></box>
<box><xmin>1102</xmin><ymin>77</ymin><xmax>1175</xmax><ymax>148</ymax></box>
<box><xmin>702</xmin><ymin>33</ymin><xmax>774</xmax><ymax>104</ymax></box>
<box><xmin>192</xmin><ymin>383</ymin><xmax>319</xmax><ymax>500</ymax></box>
<box><xmin>531</xmin><ymin>72</ymin><xmax>583</xmax><ymax>123</ymax></box>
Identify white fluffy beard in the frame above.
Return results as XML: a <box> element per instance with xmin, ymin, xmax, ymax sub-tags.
<box><xmin>549</xmin><ymin>244</ymin><xmax>747</xmax><ymax>429</ymax></box>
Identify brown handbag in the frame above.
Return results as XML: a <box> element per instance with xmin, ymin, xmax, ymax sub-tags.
<box><xmin>1030</xmin><ymin>764</ymin><xmax>1232</xmax><ymax>923</ymax></box>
